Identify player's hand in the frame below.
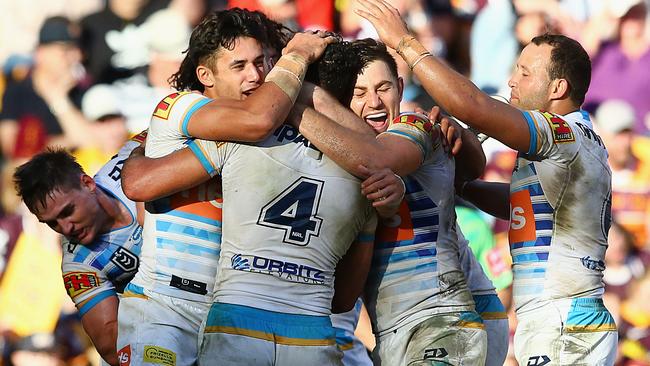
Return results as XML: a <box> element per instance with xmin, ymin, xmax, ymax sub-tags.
<box><xmin>359</xmin><ymin>165</ymin><xmax>405</xmax><ymax>218</ymax></box>
<box><xmin>283</xmin><ymin>30</ymin><xmax>339</xmax><ymax>64</ymax></box>
<box><xmin>354</xmin><ymin>0</ymin><xmax>410</xmax><ymax>50</ymax></box>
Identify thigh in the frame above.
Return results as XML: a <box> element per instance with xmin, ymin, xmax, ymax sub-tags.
<box><xmin>117</xmin><ymin>295</ymin><xmax>200</xmax><ymax>366</ymax></box>
<box><xmin>199</xmin><ymin>331</ymin><xmax>274</xmax><ymax>366</ymax></box>
<box><xmin>404</xmin><ymin>313</ymin><xmax>487</xmax><ymax>366</ymax></box>
<box><xmin>514</xmin><ymin>314</ymin><xmax>562</xmax><ymax>366</ymax></box>
<box><xmin>483</xmin><ymin>318</ymin><xmax>509</xmax><ymax>366</ymax></box>
<box><xmin>276</xmin><ymin>343</ymin><xmax>343</xmax><ymax>366</ymax></box>
<box><xmin>559</xmin><ymin>331</ymin><xmax>617</xmax><ymax>366</ymax></box>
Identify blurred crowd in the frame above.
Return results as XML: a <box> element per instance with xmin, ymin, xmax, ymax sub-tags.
<box><xmin>1</xmin><ymin>0</ymin><xmax>650</xmax><ymax>365</ymax></box>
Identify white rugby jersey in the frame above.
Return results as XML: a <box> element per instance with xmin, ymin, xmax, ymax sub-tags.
<box><xmin>365</xmin><ymin>114</ymin><xmax>474</xmax><ymax>336</ymax></box>
<box><xmin>190</xmin><ymin>124</ymin><xmax>376</xmax><ymax>316</ymax></box>
<box><xmin>62</xmin><ymin>137</ymin><xmax>143</xmax><ymax>315</ymax></box>
<box><xmin>458</xmin><ymin>226</ymin><xmax>497</xmax><ymax>296</ymax></box>
<box><xmin>130</xmin><ymin>92</ymin><xmax>222</xmax><ymax>303</ymax></box>
<box><xmin>510</xmin><ymin>110</ymin><xmax>611</xmax><ymax>312</ymax></box>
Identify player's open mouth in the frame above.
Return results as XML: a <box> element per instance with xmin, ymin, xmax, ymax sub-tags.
<box><xmin>365</xmin><ymin>112</ymin><xmax>388</xmax><ymax>129</ymax></box>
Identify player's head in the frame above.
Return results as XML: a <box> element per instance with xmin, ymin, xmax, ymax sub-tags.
<box><xmin>508</xmin><ymin>33</ymin><xmax>591</xmax><ymax>111</ymax></box>
<box><xmin>305</xmin><ymin>38</ymin><xmax>362</xmax><ymax>106</ymax></box>
<box><xmin>170</xmin><ymin>8</ymin><xmax>288</xmax><ymax>99</ymax></box>
<box><xmin>14</xmin><ymin>148</ymin><xmax>104</xmax><ymax>244</ymax></box>
<box><xmin>348</xmin><ymin>38</ymin><xmax>403</xmax><ymax>134</ymax></box>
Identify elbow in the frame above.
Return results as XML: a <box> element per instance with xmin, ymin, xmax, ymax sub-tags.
<box><xmin>247</xmin><ymin>113</ymin><xmax>280</xmax><ymax>142</ymax></box>
<box><xmin>122</xmin><ymin>175</ymin><xmax>150</xmax><ymax>202</ymax></box>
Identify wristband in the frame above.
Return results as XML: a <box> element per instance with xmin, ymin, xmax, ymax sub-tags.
<box><xmin>395</xmin><ymin>35</ymin><xmax>431</xmax><ymax>70</ymax></box>
<box><xmin>265</xmin><ymin>52</ymin><xmax>307</xmax><ymax>103</ymax></box>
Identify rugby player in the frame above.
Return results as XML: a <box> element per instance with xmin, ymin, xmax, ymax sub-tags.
<box><xmin>13</xmin><ymin>132</ymin><xmax>146</xmax><ymax>366</ymax></box>
<box><xmin>289</xmin><ymin>38</ymin><xmax>498</xmax><ymax>366</ymax></box>
<box><xmin>356</xmin><ymin>0</ymin><xmax>617</xmax><ymax>364</ymax></box>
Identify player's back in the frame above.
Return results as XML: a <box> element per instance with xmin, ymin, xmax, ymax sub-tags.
<box><xmin>130</xmin><ymin>92</ymin><xmax>222</xmax><ymax>303</ymax></box>
<box><xmin>511</xmin><ymin>110</ymin><xmax>611</xmax><ymax>312</ymax></box>
<box><xmin>191</xmin><ymin>124</ymin><xmax>375</xmax><ymax>316</ymax></box>
<box><xmin>62</xmin><ymin>138</ymin><xmax>142</xmax><ymax>315</ymax></box>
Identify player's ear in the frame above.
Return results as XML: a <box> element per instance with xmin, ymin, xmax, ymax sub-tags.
<box><xmin>549</xmin><ymin>78</ymin><xmax>569</xmax><ymax>101</ymax></box>
<box><xmin>80</xmin><ymin>174</ymin><xmax>96</xmax><ymax>193</ymax></box>
<box><xmin>197</xmin><ymin>65</ymin><xmax>215</xmax><ymax>88</ymax></box>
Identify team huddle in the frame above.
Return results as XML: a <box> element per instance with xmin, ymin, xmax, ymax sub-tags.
<box><xmin>13</xmin><ymin>0</ymin><xmax>616</xmax><ymax>365</ymax></box>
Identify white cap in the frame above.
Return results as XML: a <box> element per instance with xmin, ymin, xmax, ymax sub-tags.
<box><xmin>608</xmin><ymin>0</ymin><xmax>645</xmax><ymax>18</ymax></box>
<box><xmin>595</xmin><ymin>99</ymin><xmax>636</xmax><ymax>134</ymax></box>
<box><xmin>82</xmin><ymin>84</ymin><xmax>122</xmax><ymax>121</ymax></box>
<box><xmin>142</xmin><ymin>9</ymin><xmax>191</xmax><ymax>61</ymax></box>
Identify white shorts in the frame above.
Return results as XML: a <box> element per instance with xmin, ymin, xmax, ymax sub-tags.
<box><xmin>474</xmin><ymin>294</ymin><xmax>509</xmax><ymax>366</ymax></box>
<box><xmin>116</xmin><ymin>283</ymin><xmax>209</xmax><ymax>366</ymax></box>
<box><xmin>334</xmin><ymin>327</ymin><xmax>372</xmax><ymax>366</ymax></box>
<box><xmin>514</xmin><ymin>298</ymin><xmax>617</xmax><ymax>366</ymax></box>
<box><xmin>198</xmin><ymin>302</ymin><xmax>342</xmax><ymax>366</ymax></box>
<box><xmin>372</xmin><ymin>311</ymin><xmax>487</xmax><ymax>366</ymax></box>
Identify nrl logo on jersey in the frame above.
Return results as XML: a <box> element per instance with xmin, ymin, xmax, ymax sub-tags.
<box><xmin>111</xmin><ymin>247</ymin><xmax>139</xmax><ymax>272</ymax></box>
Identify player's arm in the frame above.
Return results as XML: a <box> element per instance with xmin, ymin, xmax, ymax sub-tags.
<box><xmin>289</xmin><ymin>104</ymin><xmax>423</xmax><ymax>177</ymax></box>
<box><xmin>332</xmin><ymin>214</ymin><xmax>377</xmax><ymax>313</ymax></box>
<box><xmin>121</xmin><ymin>146</ymin><xmax>210</xmax><ymax>202</ymax></box>
<box><xmin>297</xmin><ymin>82</ymin><xmax>378</xmax><ymax>135</ymax></box>
<box><xmin>433</xmin><ymin>111</ymin><xmax>486</xmax><ymax>183</ymax></box>
<box><xmin>185</xmin><ymin>32</ymin><xmax>338</xmax><ymax>142</ymax></box>
<box><xmin>80</xmin><ymin>295</ymin><xmax>119</xmax><ymax>366</ymax></box>
<box><xmin>355</xmin><ymin>0</ymin><xmax>531</xmax><ymax>153</ymax></box>
<box><xmin>458</xmin><ymin>180</ymin><xmax>510</xmax><ymax>220</ymax></box>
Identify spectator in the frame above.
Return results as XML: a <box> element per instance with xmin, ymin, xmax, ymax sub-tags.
<box><xmin>618</xmin><ymin>270</ymin><xmax>650</xmax><ymax>365</ymax></box>
<box><xmin>604</xmin><ymin>222</ymin><xmax>647</xmax><ymax>299</ymax></box>
<box><xmin>79</xmin><ymin>0</ymin><xmax>168</xmax><ymax>84</ymax></box>
<box><xmin>583</xmin><ymin>0</ymin><xmax>650</xmax><ymax>134</ymax></box>
<box><xmin>596</xmin><ymin>99</ymin><xmax>650</xmax><ymax>249</ymax></box>
<box><xmin>75</xmin><ymin>84</ymin><xmax>129</xmax><ymax>175</ymax></box>
<box><xmin>0</xmin><ymin>16</ymin><xmax>92</xmax><ymax>160</ymax></box>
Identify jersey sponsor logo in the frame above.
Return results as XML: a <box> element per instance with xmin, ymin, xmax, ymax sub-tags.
<box><xmin>143</xmin><ymin>345</ymin><xmax>176</xmax><ymax>366</ymax></box>
<box><xmin>230</xmin><ymin>254</ymin><xmax>326</xmax><ymax>285</ymax></box>
<box><xmin>153</xmin><ymin>92</ymin><xmax>189</xmax><ymax>120</ymax></box>
<box><xmin>527</xmin><ymin>355</ymin><xmax>551</xmax><ymax>366</ymax></box>
<box><xmin>580</xmin><ymin>256</ymin><xmax>605</xmax><ymax>271</ymax></box>
<box><xmin>423</xmin><ymin>347</ymin><xmax>448</xmax><ymax>359</ymax></box>
<box><xmin>396</xmin><ymin>112</ymin><xmax>434</xmax><ymax>133</ymax></box>
<box><xmin>376</xmin><ymin>200</ymin><xmax>414</xmax><ymax>243</ymax></box>
<box><xmin>575</xmin><ymin>122</ymin><xmax>604</xmax><ymax>147</ymax></box>
<box><xmin>541</xmin><ymin>111</ymin><xmax>574</xmax><ymax>143</ymax></box>
<box><xmin>272</xmin><ymin>125</ymin><xmax>322</xmax><ymax>153</ymax></box>
<box><xmin>509</xmin><ymin>189</ymin><xmax>536</xmax><ymax>244</ymax></box>
<box><xmin>110</xmin><ymin>247</ymin><xmax>139</xmax><ymax>272</ymax></box>
<box><xmin>118</xmin><ymin>345</ymin><xmax>131</xmax><ymax>366</ymax></box>
<box><xmin>130</xmin><ymin>130</ymin><xmax>148</xmax><ymax>144</ymax></box>
<box><xmin>63</xmin><ymin>272</ymin><xmax>99</xmax><ymax>299</ymax></box>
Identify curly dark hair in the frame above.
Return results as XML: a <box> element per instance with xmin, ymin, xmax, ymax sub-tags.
<box><xmin>169</xmin><ymin>8</ymin><xmax>291</xmax><ymax>92</ymax></box>
<box><xmin>14</xmin><ymin>147</ymin><xmax>85</xmax><ymax>214</ymax></box>
<box><xmin>305</xmin><ymin>38</ymin><xmax>364</xmax><ymax>106</ymax></box>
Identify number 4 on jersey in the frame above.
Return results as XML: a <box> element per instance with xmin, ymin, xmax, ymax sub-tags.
<box><xmin>257</xmin><ymin>177</ymin><xmax>324</xmax><ymax>246</ymax></box>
